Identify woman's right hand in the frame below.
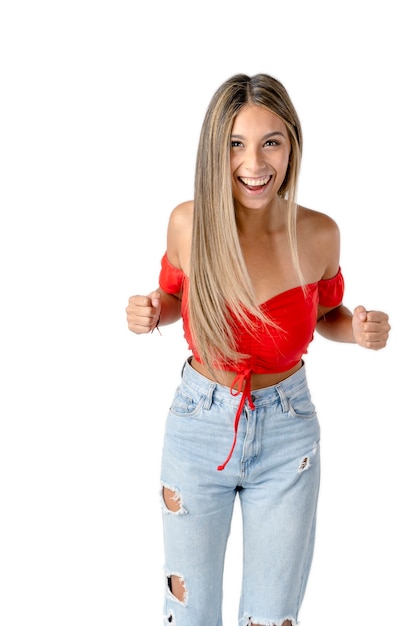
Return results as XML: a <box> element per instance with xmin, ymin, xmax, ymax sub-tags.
<box><xmin>126</xmin><ymin>290</ymin><xmax>161</xmax><ymax>334</ymax></box>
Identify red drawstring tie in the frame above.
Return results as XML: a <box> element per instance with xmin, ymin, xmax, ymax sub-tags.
<box><xmin>217</xmin><ymin>368</ymin><xmax>255</xmax><ymax>471</ymax></box>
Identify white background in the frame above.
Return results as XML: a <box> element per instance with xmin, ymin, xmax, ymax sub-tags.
<box><xmin>1</xmin><ymin>1</ymin><xmax>415</xmax><ymax>624</ymax></box>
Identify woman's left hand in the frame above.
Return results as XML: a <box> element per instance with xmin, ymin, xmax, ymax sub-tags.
<box><xmin>352</xmin><ymin>305</ymin><xmax>391</xmax><ymax>350</ymax></box>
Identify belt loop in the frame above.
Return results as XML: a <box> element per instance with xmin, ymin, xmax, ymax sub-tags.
<box><xmin>203</xmin><ymin>383</ymin><xmax>216</xmax><ymax>409</ymax></box>
<box><xmin>275</xmin><ymin>384</ymin><xmax>288</xmax><ymax>411</ymax></box>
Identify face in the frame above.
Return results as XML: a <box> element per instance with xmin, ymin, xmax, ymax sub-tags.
<box><xmin>230</xmin><ymin>104</ymin><xmax>291</xmax><ymax>210</ymax></box>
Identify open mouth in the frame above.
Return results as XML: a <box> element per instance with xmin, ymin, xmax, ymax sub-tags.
<box><xmin>238</xmin><ymin>175</ymin><xmax>272</xmax><ymax>192</ymax></box>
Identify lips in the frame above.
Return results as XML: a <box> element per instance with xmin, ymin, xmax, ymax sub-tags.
<box><xmin>238</xmin><ymin>175</ymin><xmax>272</xmax><ymax>192</ymax></box>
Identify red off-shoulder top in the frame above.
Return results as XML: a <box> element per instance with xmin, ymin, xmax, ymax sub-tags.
<box><xmin>158</xmin><ymin>252</ymin><xmax>344</xmax><ymax>469</ymax></box>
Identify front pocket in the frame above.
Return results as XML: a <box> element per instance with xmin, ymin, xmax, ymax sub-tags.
<box><xmin>287</xmin><ymin>386</ymin><xmax>317</xmax><ymax>419</ymax></box>
<box><xmin>169</xmin><ymin>386</ymin><xmax>205</xmax><ymax>418</ymax></box>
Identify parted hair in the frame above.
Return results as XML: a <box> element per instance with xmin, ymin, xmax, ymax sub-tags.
<box><xmin>189</xmin><ymin>73</ymin><xmax>303</xmax><ymax>368</ymax></box>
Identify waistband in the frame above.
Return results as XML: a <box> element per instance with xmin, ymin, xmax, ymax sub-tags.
<box><xmin>181</xmin><ymin>357</ymin><xmax>308</xmax><ymax>402</ymax></box>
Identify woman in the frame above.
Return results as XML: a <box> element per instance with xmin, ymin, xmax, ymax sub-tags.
<box><xmin>126</xmin><ymin>73</ymin><xmax>390</xmax><ymax>626</ymax></box>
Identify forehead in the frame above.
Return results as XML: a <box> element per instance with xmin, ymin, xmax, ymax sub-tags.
<box><xmin>231</xmin><ymin>104</ymin><xmax>288</xmax><ymax>136</ymax></box>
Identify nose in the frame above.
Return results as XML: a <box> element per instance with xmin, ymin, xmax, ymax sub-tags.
<box><xmin>243</xmin><ymin>145</ymin><xmax>265</xmax><ymax>173</ymax></box>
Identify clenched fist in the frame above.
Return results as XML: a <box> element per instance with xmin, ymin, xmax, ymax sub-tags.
<box><xmin>126</xmin><ymin>290</ymin><xmax>161</xmax><ymax>334</ymax></box>
<box><xmin>352</xmin><ymin>305</ymin><xmax>390</xmax><ymax>350</ymax></box>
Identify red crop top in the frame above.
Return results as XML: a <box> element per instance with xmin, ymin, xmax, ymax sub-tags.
<box><xmin>159</xmin><ymin>252</ymin><xmax>344</xmax><ymax>469</ymax></box>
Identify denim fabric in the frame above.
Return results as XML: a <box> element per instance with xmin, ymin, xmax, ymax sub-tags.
<box><xmin>160</xmin><ymin>358</ymin><xmax>320</xmax><ymax>626</ymax></box>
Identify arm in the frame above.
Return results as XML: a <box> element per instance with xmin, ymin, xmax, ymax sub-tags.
<box><xmin>311</xmin><ymin>212</ymin><xmax>390</xmax><ymax>350</ymax></box>
<box><xmin>126</xmin><ymin>201</ymin><xmax>192</xmax><ymax>335</ymax></box>
<box><xmin>317</xmin><ymin>304</ymin><xmax>391</xmax><ymax>350</ymax></box>
<box><xmin>316</xmin><ymin>304</ymin><xmax>354</xmax><ymax>343</ymax></box>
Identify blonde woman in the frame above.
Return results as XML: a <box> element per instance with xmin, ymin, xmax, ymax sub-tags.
<box><xmin>126</xmin><ymin>74</ymin><xmax>390</xmax><ymax>626</ymax></box>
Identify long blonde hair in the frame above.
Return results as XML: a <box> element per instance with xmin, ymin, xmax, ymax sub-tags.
<box><xmin>189</xmin><ymin>73</ymin><xmax>303</xmax><ymax>368</ymax></box>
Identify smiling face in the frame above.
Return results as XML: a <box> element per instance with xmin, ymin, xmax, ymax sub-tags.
<box><xmin>230</xmin><ymin>104</ymin><xmax>291</xmax><ymax>211</ymax></box>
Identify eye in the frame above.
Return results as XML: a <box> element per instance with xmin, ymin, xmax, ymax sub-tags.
<box><xmin>264</xmin><ymin>139</ymin><xmax>281</xmax><ymax>147</ymax></box>
<box><xmin>231</xmin><ymin>140</ymin><xmax>243</xmax><ymax>148</ymax></box>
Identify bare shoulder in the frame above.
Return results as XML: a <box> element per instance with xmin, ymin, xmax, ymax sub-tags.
<box><xmin>297</xmin><ymin>205</ymin><xmax>341</xmax><ymax>278</ymax></box>
<box><xmin>170</xmin><ymin>200</ymin><xmax>194</xmax><ymax>220</ymax></box>
<box><xmin>298</xmin><ymin>205</ymin><xmax>339</xmax><ymax>237</ymax></box>
<box><xmin>166</xmin><ymin>200</ymin><xmax>194</xmax><ymax>271</ymax></box>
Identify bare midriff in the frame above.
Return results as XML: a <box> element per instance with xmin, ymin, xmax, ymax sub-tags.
<box><xmin>190</xmin><ymin>358</ymin><xmax>303</xmax><ymax>391</ymax></box>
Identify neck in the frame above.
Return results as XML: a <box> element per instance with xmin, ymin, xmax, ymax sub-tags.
<box><xmin>235</xmin><ymin>197</ymin><xmax>288</xmax><ymax>238</ymax></box>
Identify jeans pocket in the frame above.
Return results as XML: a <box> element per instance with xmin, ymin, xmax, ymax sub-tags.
<box><xmin>287</xmin><ymin>385</ymin><xmax>317</xmax><ymax>419</ymax></box>
<box><xmin>169</xmin><ymin>386</ymin><xmax>205</xmax><ymax>418</ymax></box>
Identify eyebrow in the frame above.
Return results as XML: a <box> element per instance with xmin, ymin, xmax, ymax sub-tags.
<box><xmin>230</xmin><ymin>131</ymin><xmax>286</xmax><ymax>140</ymax></box>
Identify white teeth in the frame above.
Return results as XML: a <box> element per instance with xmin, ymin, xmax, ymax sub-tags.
<box><xmin>240</xmin><ymin>176</ymin><xmax>270</xmax><ymax>186</ymax></box>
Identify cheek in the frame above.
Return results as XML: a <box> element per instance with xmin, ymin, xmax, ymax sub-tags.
<box><xmin>230</xmin><ymin>161</ymin><xmax>240</xmax><ymax>187</ymax></box>
<box><xmin>277</xmin><ymin>158</ymin><xmax>290</xmax><ymax>182</ymax></box>
<box><xmin>278</xmin><ymin>151</ymin><xmax>290</xmax><ymax>169</ymax></box>
<box><xmin>230</xmin><ymin>177</ymin><xmax>240</xmax><ymax>197</ymax></box>
<box><xmin>229</xmin><ymin>155</ymin><xmax>238</xmax><ymax>174</ymax></box>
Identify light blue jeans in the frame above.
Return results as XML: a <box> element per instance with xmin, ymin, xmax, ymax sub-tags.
<box><xmin>160</xmin><ymin>358</ymin><xmax>320</xmax><ymax>626</ymax></box>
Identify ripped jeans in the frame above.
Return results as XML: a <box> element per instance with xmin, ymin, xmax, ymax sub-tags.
<box><xmin>160</xmin><ymin>358</ymin><xmax>320</xmax><ymax>626</ymax></box>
